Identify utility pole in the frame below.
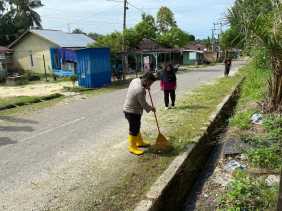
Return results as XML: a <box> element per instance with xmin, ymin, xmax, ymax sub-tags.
<box><xmin>67</xmin><ymin>23</ymin><xmax>71</xmax><ymax>33</ymax></box>
<box><xmin>122</xmin><ymin>0</ymin><xmax>129</xmax><ymax>80</ymax></box>
<box><xmin>211</xmin><ymin>28</ymin><xmax>215</xmax><ymax>52</ymax></box>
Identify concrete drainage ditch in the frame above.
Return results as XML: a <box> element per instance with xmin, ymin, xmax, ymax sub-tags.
<box><xmin>134</xmin><ymin>78</ymin><xmax>244</xmax><ymax>211</ymax></box>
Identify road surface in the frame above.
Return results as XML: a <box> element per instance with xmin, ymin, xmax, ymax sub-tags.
<box><xmin>0</xmin><ymin>61</ymin><xmax>246</xmax><ymax>210</ymax></box>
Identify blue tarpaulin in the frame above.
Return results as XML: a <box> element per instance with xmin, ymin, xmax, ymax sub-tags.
<box><xmin>50</xmin><ymin>47</ymin><xmax>111</xmax><ymax>88</ymax></box>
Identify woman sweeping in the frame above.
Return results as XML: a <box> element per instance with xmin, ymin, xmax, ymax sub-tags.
<box><xmin>160</xmin><ymin>64</ymin><xmax>177</xmax><ymax>109</ymax></box>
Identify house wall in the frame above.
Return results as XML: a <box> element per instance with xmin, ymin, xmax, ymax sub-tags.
<box><xmin>183</xmin><ymin>52</ymin><xmax>204</xmax><ymax>65</ymax></box>
<box><xmin>12</xmin><ymin>33</ymin><xmax>59</xmax><ymax>74</ymax></box>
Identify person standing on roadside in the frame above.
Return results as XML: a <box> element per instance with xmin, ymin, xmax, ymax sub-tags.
<box><xmin>160</xmin><ymin>64</ymin><xmax>177</xmax><ymax>109</ymax></box>
<box><xmin>224</xmin><ymin>58</ymin><xmax>232</xmax><ymax>76</ymax></box>
<box><xmin>123</xmin><ymin>72</ymin><xmax>157</xmax><ymax>155</ymax></box>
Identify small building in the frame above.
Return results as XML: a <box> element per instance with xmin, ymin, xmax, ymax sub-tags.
<box><xmin>0</xmin><ymin>46</ymin><xmax>13</xmax><ymax>81</ymax></box>
<box><xmin>8</xmin><ymin>29</ymin><xmax>95</xmax><ymax>75</ymax></box>
<box><xmin>125</xmin><ymin>38</ymin><xmax>182</xmax><ymax>73</ymax></box>
<box><xmin>182</xmin><ymin>50</ymin><xmax>204</xmax><ymax>65</ymax></box>
<box><xmin>50</xmin><ymin>48</ymin><xmax>111</xmax><ymax>88</ymax></box>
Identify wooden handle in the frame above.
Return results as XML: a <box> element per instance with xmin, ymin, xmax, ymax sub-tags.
<box><xmin>148</xmin><ymin>90</ymin><xmax>161</xmax><ymax>133</ymax></box>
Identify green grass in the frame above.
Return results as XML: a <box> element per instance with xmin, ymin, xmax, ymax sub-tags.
<box><xmin>0</xmin><ymin>96</ymin><xmax>65</xmax><ymax>116</ymax></box>
<box><xmin>217</xmin><ymin>62</ymin><xmax>281</xmax><ymax>209</ymax></box>
<box><xmin>219</xmin><ymin>170</ymin><xmax>279</xmax><ymax>210</ymax></box>
<box><xmin>78</xmin><ymin>65</ymin><xmax>245</xmax><ymax>211</ymax></box>
<box><xmin>0</xmin><ymin>96</ymin><xmax>40</xmax><ymax>107</ymax></box>
<box><xmin>0</xmin><ymin>94</ymin><xmax>62</xmax><ymax>108</ymax></box>
<box><xmin>246</xmin><ymin>145</ymin><xmax>282</xmax><ymax>170</ymax></box>
<box><xmin>229</xmin><ymin>63</ymin><xmax>271</xmax><ymax>129</ymax></box>
<box><xmin>151</xmin><ymin>70</ymin><xmax>243</xmax><ymax>152</ymax></box>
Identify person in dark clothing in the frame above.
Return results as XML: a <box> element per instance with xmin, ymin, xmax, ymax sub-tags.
<box><xmin>224</xmin><ymin>58</ymin><xmax>232</xmax><ymax>76</ymax></box>
<box><xmin>160</xmin><ymin>64</ymin><xmax>177</xmax><ymax>109</ymax></box>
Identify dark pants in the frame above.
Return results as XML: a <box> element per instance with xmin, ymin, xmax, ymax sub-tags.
<box><xmin>124</xmin><ymin>112</ymin><xmax>141</xmax><ymax>136</ymax></box>
<box><xmin>164</xmin><ymin>90</ymin><xmax>176</xmax><ymax>107</ymax></box>
<box><xmin>225</xmin><ymin>65</ymin><xmax>231</xmax><ymax>76</ymax></box>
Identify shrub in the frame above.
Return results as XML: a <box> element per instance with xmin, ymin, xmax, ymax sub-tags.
<box><xmin>263</xmin><ymin>115</ymin><xmax>282</xmax><ymax>140</ymax></box>
<box><xmin>219</xmin><ymin>171</ymin><xmax>279</xmax><ymax>210</ymax></box>
<box><xmin>246</xmin><ymin>145</ymin><xmax>282</xmax><ymax>170</ymax></box>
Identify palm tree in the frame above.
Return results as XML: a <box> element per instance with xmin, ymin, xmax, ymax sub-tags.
<box><xmin>227</xmin><ymin>0</ymin><xmax>282</xmax><ymax>112</ymax></box>
<box><xmin>12</xmin><ymin>0</ymin><xmax>43</xmax><ymax>29</ymax></box>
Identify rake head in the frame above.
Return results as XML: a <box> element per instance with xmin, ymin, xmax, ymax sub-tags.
<box><xmin>150</xmin><ymin>133</ymin><xmax>174</xmax><ymax>154</ymax></box>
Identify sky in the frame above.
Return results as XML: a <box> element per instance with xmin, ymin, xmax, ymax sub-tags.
<box><xmin>37</xmin><ymin>0</ymin><xmax>235</xmax><ymax>39</ymax></box>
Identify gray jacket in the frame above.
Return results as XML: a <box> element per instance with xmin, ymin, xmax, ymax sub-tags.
<box><xmin>123</xmin><ymin>78</ymin><xmax>152</xmax><ymax>115</ymax></box>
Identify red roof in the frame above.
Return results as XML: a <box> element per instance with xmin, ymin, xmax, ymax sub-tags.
<box><xmin>0</xmin><ymin>46</ymin><xmax>12</xmax><ymax>53</ymax></box>
<box><xmin>185</xmin><ymin>43</ymin><xmax>206</xmax><ymax>51</ymax></box>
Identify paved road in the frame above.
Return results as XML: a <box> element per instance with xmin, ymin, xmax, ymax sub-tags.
<box><xmin>0</xmin><ymin>61</ymin><xmax>246</xmax><ymax>210</ymax></box>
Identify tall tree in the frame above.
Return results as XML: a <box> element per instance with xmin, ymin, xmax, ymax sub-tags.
<box><xmin>88</xmin><ymin>32</ymin><xmax>102</xmax><ymax>40</ymax></box>
<box><xmin>156</xmin><ymin>6</ymin><xmax>177</xmax><ymax>33</ymax></box>
<box><xmin>0</xmin><ymin>0</ymin><xmax>43</xmax><ymax>45</ymax></box>
<box><xmin>220</xmin><ymin>26</ymin><xmax>244</xmax><ymax>50</ymax></box>
<box><xmin>227</xmin><ymin>0</ymin><xmax>282</xmax><ymax>112</ymax></box>
<box><xmin>72</xmin><ymin>28</ymin><xmax>85</xmax><ymax>34</ymax></box>
<box><xmin>157</xmin><ymin>27</ymin><xmax>193</xmax><ymax>48</ymax></box>
<box><xmin>90</xmin><ymin>32</ymin><xmax>123</xmax><ymax>53</ymax></box>
<box><xmin>12</xmin><ymin>0</ymin><xmax>43</xmax><ymax>30</ymax></box>
<box><xmin>135</xmin><ymin>13</ymin><xmax>157</xmax><ymax>40</ymax></box>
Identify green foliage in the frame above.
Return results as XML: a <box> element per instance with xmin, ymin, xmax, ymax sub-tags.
<box><xmin>250</xmin><ymin>48</ymin><xmax>271</xmax><ymax>69</ymax></box>
<box><xmin>87</xmin><ymin>32</ymin><xmax>103</xmax><ymax>40</ymax></box>
<box><xmin>90</xmin><ymin>32</ymin><xmax>123</xmax><ymax>53</ymax></box>
<box><xmin>156</xmin><ymin>6</ymin><xmax>177</xmax><ymax>33</ymax></box>
<box><xmin>135</xmin><ymin>13</ymin><xmax>157</xmax><ymax>40</ymax></box>
<box><xmin>124</xmin><ymin>28</ymin><xmax>140</xmax><ymax>49</ymax></box>
<box><xmin>230</xmin><ymin>109</ymin><xmax>254</xmax><ymax>129</ymax></box>
<box><xmin>240</xmin><ymin>114</ymin><xmax>282</xmax><ymax>170</ymax></box>
<box><xmin>157</xmin><ymin>27</ymin><xmax>193</xmax><ymax>48</ymax></box>
<box><xmin>230</xmin><ymin>63</ymin><xmax>270</xmax><ymax>129</ymax></box>
<box><xmin>72</xmin><ymin>28</ymin><xmax>85</xmax><ymax>34</ymax></box>
<box><xmin>226</xmin><ymin>0</ymin><xmax>282</xmax><ymax>111</ymax></box>
<box><xmin>220</xmin><ymin>26</ymin><xmax>245</xmax><ymax>50</ymax></box>
<box><xmin>0</xmin><ymin>0</ymin><xmax>43</xmax><ymax>45</ymax></box>
<box><xmin>219</xmin><ymin>170</ymin><xmax>279</xmax><ymax>210</ymax></box>
<box><xmin>247</xmin><ymin>145</ymin><xmax>282</xmax><ymax>169</ymax></box>
<box><xmin>91</xmin><ymin>9</ymin><xmax>194</xmax><ymax>51</ymax></box>
<box><xmin>240</xmin><ymin>64</ymin><xmax>270</xmax><ymax>102</ymax></box>
<box><xmin>263</xmin><ymin>115</ymin><xmax>282</xmax><ymax>140</ymax></box>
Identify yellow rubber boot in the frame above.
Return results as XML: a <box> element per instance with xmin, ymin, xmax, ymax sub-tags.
<box><xmin>136</xmin><ymin>133</ymin><xmax>151</xmax><ymax>148</ymax></box>
<box><xmin>128</xmin><ymin>135</ymin><xmax>144</xmax><ymax>155</ymax></box>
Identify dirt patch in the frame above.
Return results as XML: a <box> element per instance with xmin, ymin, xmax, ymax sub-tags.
<box><xmin>0</xmin><ymin>81</ymin><xmax>72</xmax><ymax>98</ymax></box>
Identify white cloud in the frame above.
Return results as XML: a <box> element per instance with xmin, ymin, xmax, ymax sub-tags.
<box><xmin>37</xmin><ymin>0</ymin><xmax>235</xmax><ymax>38</ymax></box>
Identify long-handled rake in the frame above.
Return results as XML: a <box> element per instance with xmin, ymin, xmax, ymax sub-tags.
<box><xmin>148</xmin><ymin>90</ymin><xmax>173</xmax><ymax>153</ymax></box>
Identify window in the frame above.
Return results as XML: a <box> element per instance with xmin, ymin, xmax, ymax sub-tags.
<box><xmin>189</xmin><ymin>52</ymin><xmax>197</xmax><ymax>60</ymax></box>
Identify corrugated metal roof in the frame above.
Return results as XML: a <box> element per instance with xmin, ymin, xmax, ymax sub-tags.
<box><xmin>31</xmin><ymin>29</ymin><xmax>95</xmax><ymax>47</ymax></box>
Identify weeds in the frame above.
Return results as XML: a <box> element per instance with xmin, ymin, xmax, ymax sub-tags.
<box><xmin>219</xmin><ymin>170</ymin><xmax>279</xmax><ymax>210</ymax></box>
<box><xmin>246</xmin><ymin>145</ymin><xmax>282</xmax><ymax>170</ymax></box>
<box><xmin>229</xmin><ymin>109</ymin><xmax>254</xmax><ymax>129</ymax></box>
<box><xmin>218</xmin><ymin>61</ymin><xmax>280</xmax><ymax>210</ymax></box>
<box><xmin>263</xmin><ymin>115</ymin><xmax>282</xmax><ymax>140</ymax></box>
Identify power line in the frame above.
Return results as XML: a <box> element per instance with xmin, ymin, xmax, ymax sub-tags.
<box><xmin>127</xmin><ymin>1</ymin><xmax>145</xmax><ymax>13</ymax></box>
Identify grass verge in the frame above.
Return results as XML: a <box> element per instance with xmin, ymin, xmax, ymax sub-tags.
<box><xmin>217</xmin><ymin>62</ymin><xmax>281</xmax><ymax>210</ymax></box>
<box><xmin>78</xmin><ymin>65</ymin><xmax>245</xmax><ymax>211</ymax></box>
